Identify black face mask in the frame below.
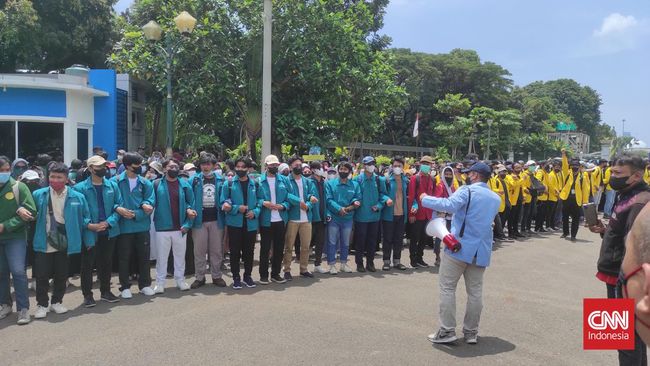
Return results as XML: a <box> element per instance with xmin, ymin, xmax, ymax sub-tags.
<box><xmin>267</xmin><ymin>167</ymin><xmax>278</xmax><ymax>175</ymax></box>
<box><xmin>610</xmin><ymin>176</ymin><xmax>631</xmax><ymax>191</ymax></box>
<box><xmin>167</xmin><ymin>169</ymin><xmax>179</xmax><ymax>178</ymax></box>
<box><xmin>292</xmin><ymin>167</ymin><xmax>302</xmax><ymax>175</ymax></box>
<box><xmin>303</xmin><ymin>173</ymin><xmax>312</xmax><ymax>178</ymax></box>
<box><xmin>130</xmin><ymin>165</ymin><xmax>141</xmax><ymax>174</ymax></box>
<box><xmin>236</xmin><ymin>169</ymin><xmax>247</xmax><ymax>178</ymax></box>
<box><xmin>545</xmin><ymin>166</ymin><xmax>551</xmax><ymax>172</ymax></box>
<box><xmin>339</xmin><ymin>171</ymin><xmax>350</xmax><ymax>179</ymax></box>
<box><xmin>94</xmin><ymin>167</ymin><xmax>107</xmax><ymax>177</ymax></box>
<box><xmin>571</xmin><ymin>167</ymin><xmax>580</xmax><ymax>174</ymax></box>
<box><xmin>445</xmin><ymin>177</ymin><xmax>454</xmax><ymax>186</ymax></box>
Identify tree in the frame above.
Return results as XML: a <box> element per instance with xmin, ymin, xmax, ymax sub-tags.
<box><xmin>433</xmin><ymin>93</ymin><xmax>473</xmax><ymax>159</ymax></box>
<box><xmin>0</xmin><ymin>0</ymin><xmax>40</xmax><ymax>72</ymax></box>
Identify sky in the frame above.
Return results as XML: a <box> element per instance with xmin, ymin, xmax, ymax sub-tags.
<box><xmin>114</xmin><ymin>0</ymin><xmax>650</xmax><ymax>143</ymax></box>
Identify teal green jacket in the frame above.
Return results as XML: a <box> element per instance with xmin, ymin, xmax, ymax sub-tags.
<box><xmin>325</xmin><ymin>178</ymin><xmax>361</xmax><ymax>223</ymax></box>
<box><xmin>190</xmin><ymin>173</ymin><xmax>226</xmax><ymax>229</ymax></box>
<box><xmin>32</xmin><ymin>187</ymin><xmax>94</xmax><ymax>254</ymax></box>
<box><xmin>381</xmin><ymin>174</ymin><xmax>409</xmax><ymax>223</ymax></box>
<box><xmin>286</xmin><ymin>175</ymin><xmax>316</xmax><ymax>222</ymax></box>
<box><xmin>354</xmin><ymin>173</ymin><xmax>389</xmax><ymax>223</ymax></box>
<box><xmin>73</xmin><ymin>177</ymin><xmax>123</xmax><ymax>239</ymax></box>
<box><xmin>219</xmin><ymin>176</ymin><xmax>263</xmax><ymax>231</ymax></box>
<box><xmin>258</xmin><ymin>174</ymin><xmax>293</xmax><ymax>227</ymax></box>
<box><xmin>308</xmin><ymin>176</ymin><xmax>326</xmax><ymax>223</ymax></box>
<box><xmin>153</xmin><ymin>177</ymin><xmax>195</xmax><ymax>231</ymax></box>
<box><xmin>112</xmin><ymin>172</ymin><xmax>155</xmax><ymax>234</ymax></box>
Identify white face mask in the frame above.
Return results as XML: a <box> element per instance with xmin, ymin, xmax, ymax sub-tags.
<box><xmin>215</xmin><ymin>169</ymin><xmax>223</xmax><ymax>177</ymax></box>
<box><xmin>365</xmin><ymin>165</ymin><xmax>376</xmax><ymax>174</ymax></box>
<box><xmin>327</xmin><ymin>174</ymin><xmax>337</xmax><ymax>180</ymax></box>
<box><xmin>393</xmin><ymin>167</ymin><xmax>403</xmax><ymax>175</ymax></box>
<box><xmin>430</xmin><ymin>170</ymin><xmax>437</xmax><ymax>178</ymax></box>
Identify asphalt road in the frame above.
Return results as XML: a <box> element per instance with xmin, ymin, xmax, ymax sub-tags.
<box><xmin>0</xmin><ymin>229</ymin><xmax>628</xmax><ymax>365</ymax></box>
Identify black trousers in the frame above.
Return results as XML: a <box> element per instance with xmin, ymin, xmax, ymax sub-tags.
<box><xmin>259</xmin><ymin>221</ymin><xmax>285</xmax><ymax>278</ymax></box>
<box><xmin>546</xmin><ymin>200</ymin><xmax>558</xmax><ymax>229</ymax></box>
<box><xmin>606</xmin><ymin>284</ymin><xmax>648</xmax><ymax>365</ymax></box>
<box><xmin>354</xmin><ymin>221</ymin><xmax>379</xmax><ymax>265</ymax></box>
<box><xmin>227</xmin><ymin>225</ymin><xmax>256</xmax><ymax>280</ymax></box>
<box><xmin>81</xmin><ymin>235</ymin><xmax>116</xmax><ymax>297</ymax></box>
<box><xmin>409</xmin><ymin>220</ymin><xmax>428</xmax><ymax>264</ymax></box>
<box><xmin>562</xmin><ymin>198</ymin><xmax>580</xmax><ymax>238</ymax></box>
<box><xmin>382</xmin><ymin>216</ymin><xmax>405</xmax><ymax>262</ymax></box>
<box><xmin>311</xmin><ymin>221</ymin><xmax>326</xmax><ymax>267</ymax></box>
<box><xmin>116</xmin><ymin>231</ymin><xmax>151</xmax><ymax>291</ymax></box>
<box><xmin>500</xmin><ymin>206</ymin><xmax>510</xmax><ymax>232</ymax></box>
<box><xmin>508</xmin><ymin>204</ymin><xmax>521</xmax><ymax>236</ymax></box>
<box><xmin>535</xmin><ymin>200</ymin><xmax>548</xmax><ymax>231</ymax></box>
<box><xmin>35</xmin><ymin>251</ymin><xmax>68</xmax><ymax>307</ymax></box>
<box><xmin>493</xmin><ymin>213</ymin><xmax>505</xmax><ymax>239</ymax></box>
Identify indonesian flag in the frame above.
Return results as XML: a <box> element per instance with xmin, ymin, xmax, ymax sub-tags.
<box><xmin>413</xmin><ymin>113</ymin><xmax>419</xmax><ymax>138</ymax></box>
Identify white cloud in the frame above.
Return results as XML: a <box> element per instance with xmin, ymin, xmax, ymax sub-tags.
<box><xmin>593</xmin><ymin>13</ymin><xmax>638</xmax><ymax>37</ymax></box>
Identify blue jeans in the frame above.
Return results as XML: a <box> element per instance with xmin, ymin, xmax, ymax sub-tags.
<box><xmin>604</xmin><ymin>190</ymin><xmax>616</xmax><ymax>217</ymax></box>
<box><xmin>327</xmin><ymin>220</ymin><xmax>353</xmax><ymax>265</ymax></box>
<box><xmin>0</xmin><ymin>238</ymin><xmax>29</xmax><ymax>311</ymax></box>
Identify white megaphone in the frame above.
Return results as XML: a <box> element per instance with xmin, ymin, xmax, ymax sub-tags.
<box><xmin>425</xmin><ymin>217</ymin><xmax>462</xmax><ymax>253</ymax></box>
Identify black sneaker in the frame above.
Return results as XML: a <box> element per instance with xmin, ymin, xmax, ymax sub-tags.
<box><xmin>418</xmin><ymin>260</ymin><xmax>429</xmax><ymax>268</ymax></box>
<box><xmin>394</xmin><ymin>263</ymin><xmax>407</xmax><ymax>271</ymax></box>
<box><xmin>570</xmin><ymin>237</ymin><xmax>577</xmax><ymax>242</ymax></box>
<box><xmin>212</xmin><ymin>278</ymin><xmax>227</xmax><ymax>287</ymax></box>
<box><xmin>366</xmin><ymin>263</ymin><xmax>376</xmax><ymax>272</ymax></box>
<box><xmin>190</xmin><ymin>279</ymin><xmax>206</xmax><ymax>289</ymax></box>
<box><xmin>284</xmin><ymin>272</ymin><xmax>293</xmax><ymax>281</ymax></box>
<box><xmin>410</xmin><ymin>261</ymin><xmax>420</xmax><ymax>269</ymax></box>
<box><xmin>243</xmin><ymin>276</ymin><xmax>256</xmax><ymax>288</ymax></box>
<box><xmin>259</xmin><ymin>277</ymin><xmax>270</xmax><ymax>285</ymax></box>
<box><xmin>434</xmin><ymin>257</ymin><xmax>441</xmax><ymax>266</ymax></box>
<box><xmin>100</xmin><ymin>292</ymin><xmax>120</xmax><ymax>303</ymax></box>
<box><xmin>232</xmin><ymin>278</ymin><xmax>242</xmax><ymax>290</ymax></box>
<box><xmin>382</xmin><ymin>264</ymin><xmax>391</xmax><ymax>271</ymax></box>
<box><xmin>560</xmin><ymin>233</ymin><xmax>568</xmax><ymax>238</ymax></box>
<box><xmin>83</xmin><ymin>296</ymin><xmax>96</xmax><ymax>308</ymax></box>
<box><xmin>271</xmin><ymin>274</ymin><xmax>287</xmax><ymax>284</ymax></box>
<box><xmin>357</xmin><ymin>264</ymin><xmax>366</xmax><ymax>273</ymax></box>
<box><xmin>300</xmin><ymin>271</ymin><xmax>314</xmax><ymax>278</ymax></box>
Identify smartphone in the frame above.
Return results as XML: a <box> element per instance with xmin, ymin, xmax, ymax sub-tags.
<box><xmin>583</xmin><ymin>203</ymin><xmax>598</xmax><ymax>227</ymax></box>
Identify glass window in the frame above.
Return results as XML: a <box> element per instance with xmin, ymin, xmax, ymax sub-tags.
<box><xmin>18</xmin><ymin>122</ymin><xmax>63</xmax><ymax>162</ymax></box>
<box><xmin>0</xmin><ymin>121</ymin><xmax>16</xmax><ymax>160</ymax></box>
<box><xmin>77</xmin><ymin>128</ymin><xmax>89</xmax><ymax>160</ymax></box>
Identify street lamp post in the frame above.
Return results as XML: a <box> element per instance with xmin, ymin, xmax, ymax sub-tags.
<box><xmin>142</xmin><ymin>11</ymin><xmax>197</xmax><ymax>157</ymax></box>
<box><xmin>485</xmin><ymin>119</ymin><xmax>493</xmax><ymax>160</ymax></box>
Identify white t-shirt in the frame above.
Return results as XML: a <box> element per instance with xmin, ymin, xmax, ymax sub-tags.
<box><xmin>292</xmin><ymin>177</ymin><xmax>308</xmax><ymax>223</ymax></box>
<box><xmin>46</xmin><ymin>187</ymin><xmax>67</xmax><ymax>253</ymax></box>
<box><xmin>267</xmin><ymin>177</ymin><xmax>282</xmax><ymax>222</ymax></box>
<box><xmin>128</xmin><ymin>177</ymin><xmax>138</xmax><ymax>191</ymax></box>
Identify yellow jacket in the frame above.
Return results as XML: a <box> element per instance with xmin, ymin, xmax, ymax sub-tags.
<box><xmin>435</xmin><ymin>175</ymin><xmax>460</xmax><ymax>190</ymax></box>
<box><xmin>547</xmin><ymin>170</ymin><xmax>562</xmax><ymax>202</ymax></box>
<box><xmin>535</xmin><ymin>169</ymin><xmax>550</xmax><ymax>201</ymax></box>
<box><xmin>560</xmin><ymin>154</ymin><xmax>590</xmax><ymax>205</ymax></box>
<box><xmin>644</xmin><ymin>167</ymin><xmax>650</xmax><ymax>185</ymax></box>
<box><xmin>521</xmin><ymin>171</ymin><xmax>533</xmax><ymax>204</ymax></box>
<box><xmin>488</xmin><ymin>176</ymin><xmax>507</xmax><ymax>213</ymax></box>
<box><xmin>603</xmin><ymin>167</ymin><xmax>612</xmax><ymax>191</ymax></box>
<box><xmin>590</xmin><ymin>166</ymin><xmax>602</xmax><ymax>195</ymax></box>
<box><xmin>505</xmin><ymin>173</ymin><xmax>523</xmax><ymax>206</ymax></box>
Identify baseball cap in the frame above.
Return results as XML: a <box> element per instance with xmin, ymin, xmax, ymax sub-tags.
<box><xmin>87</xmin><ymin>155</ymin><xmax>107</xmax><ymax>167</ymax></box>
<box><xmin>362</xmin><ymin>156</ymin><xmax>375</xmax><ymax>165</ymax></box>
<box><xmin>264</xmin><ymin>155</ymin><xmax>280</xmax><ymax>165</ymax></box>
<box><xmin>20</xmin><ymin>170</ymin><xmax>40</xmax><ymax>181</ymax></box>
<box><xmin>495</xmin><ymin>164</ymin><xmax>507</xmax><ymax>173</ymax></box>
<box><xmin>461</xmin><ymin>162</ymin><xmax>492</xmax><ymax>176</ymax></box>
<box><xmin>183</xmin><ymin>163</ymin><xmax>196</xmax><ymax>171</ymax></box>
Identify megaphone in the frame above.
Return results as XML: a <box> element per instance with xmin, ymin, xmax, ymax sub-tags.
<box><xmin>425</xmin><ymin>217</ymin><xmax>462</xmax><ymax>253</ymax></box>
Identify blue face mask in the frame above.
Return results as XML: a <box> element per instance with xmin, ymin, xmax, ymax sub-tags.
<box><xmin>0</xmin><ymin>172</ymin><xmax>10</xmax><ymax>184</ymax></box>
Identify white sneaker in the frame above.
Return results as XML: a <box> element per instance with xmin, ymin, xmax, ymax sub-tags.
<box><xmin>0</xmin><ymin>303</ymin><xmax>12</xmax><ymax>319</ymax></box>
<box><xmin>329</xmin><ymin>265</ymin><xmax>338</xmax><ymax>275</ymax></box>
<box><xmin>120</xmin><ymin>289</ymin><xmax>133</xmax><ymax>299</ymax></box>
<box><xmin>153</xmin><ymin>285</ymin><xmax>165</xmax><ymax>294</ymax></box>
<box><xmin>49</xmin><ymin>303</ymin><xmax>68</xmax><ymax>314</ymax></box>
<box><xmin>140</xmin><ymin>287</ymin><xmax>155</xmax><ymax>296</ymax></box>
<box><xmin>314</xmin><ymin>265</ymin><xmax>328</xmax><ymax>274</ymax></box>
<box><xmin>340</xmin><ymin>263</ymin><xmax>353</xmax><ymax>273</ymax></box>
<box><xmin>177</xmin><ymin>280</ymin><xmax>190</xmax><ymax>291</ymax></box>
<box><xmin>34</xmin><ymin>305</ymin><xmax>49</xmax><ymax>319</ymax></box>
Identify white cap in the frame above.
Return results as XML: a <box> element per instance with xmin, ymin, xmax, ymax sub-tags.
<box><xmin>87</xmin><ymin>155</ymin><xmax>107</xmax><ymax>167</ymax></box>
<box><xmin>525</xmin><ymin>160</ymin><xmax>536</xmax><ymax>167</ymax></box>
<box><xmin>21</xmin><ymin>170</ymin><xmax>40</xmax><ymax>181</ymax></box>
<box><xmin>264</xmin><ymin>155</ymin><xmax>280</xmax><ymax>165</ymax></box>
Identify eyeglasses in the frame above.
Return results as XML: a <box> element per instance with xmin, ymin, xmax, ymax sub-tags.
<box><xmin>617</xmin><ymin>266</ymin><xmax>650</xmax><ymax>329</ymax></box>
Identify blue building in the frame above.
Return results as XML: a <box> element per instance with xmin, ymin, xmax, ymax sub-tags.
<box><xmin>0</xmin><ymin>69</ymin><xmax>140</xmax><ymax>163</ymax></box>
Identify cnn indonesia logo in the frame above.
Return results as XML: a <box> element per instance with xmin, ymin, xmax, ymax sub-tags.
<box><xmin>583</xmin><ymin>299</ymin><xmax>635</xmax><ymax>350</ymax></box>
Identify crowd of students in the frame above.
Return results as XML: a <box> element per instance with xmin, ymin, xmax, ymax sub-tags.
<box><xmin>1</xmin><ymin>147</ymin><xmax>649</xmax><ymax>327</ymax></box>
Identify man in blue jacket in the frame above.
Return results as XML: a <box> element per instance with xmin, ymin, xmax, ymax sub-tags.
<box><xmin>32</xmin><ymin>163</ymin><xmax>93</xmax><ymax>319</ymax></box>
<box><xmin>420</xmin><ymin>162</ymin><xmax>501</xmax><ymax>345</ymax></box>
<box><xmin>113</xmin><ymin>152</ymin><xmax>156</xmax><ymax>298</ymax></box>
<box><xmin>74</xmin><ymin>155</ymin><xmax>130</xmax><ymax>307</ymax></box>
<box><xmin>308</xmin><ymin>161</ymin><xmax>328</xmax><ymax>274</ymax></box>
<box><xmin>325</xmin><ymin>162</ymin><xmax>361</xmax><ymax>274</ymax></box>
<box><xmin>152</xmin><ymin>158</ymin><xmax>196</xmax><ymax>294</ymax></box>
<box><xmin>220</xmin><ymin>158</ymin><xmax>263</xmax><ymax>289</ymax></box>
<box><xmin>381</xmin><ymin>157</ymin><xmax>408</xmax><ymax>271</ymax></box>
<box><xmin>354</xmin><ymin>156</ymin><xmax>389</xmax><ymax>273</ymax></box>
<box><xmin>258</xmin><ymin>155</ymin><xmax>292</xmax><ymax>285</ymax></box>
<box><xmin>283</xmin><ymin>156</ymin><xmax>318</xmax><ymax>280</ymax></box>
<box><xmin>190</xmin><ymin>153</ymin><xmax>227</xmax><ymax>289</ymax></box>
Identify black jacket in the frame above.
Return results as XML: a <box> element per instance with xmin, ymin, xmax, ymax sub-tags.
<box><xmin>597</xmin><ymin>182</ymin><xmax>650</xmax><ymax>277</ymax></box>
